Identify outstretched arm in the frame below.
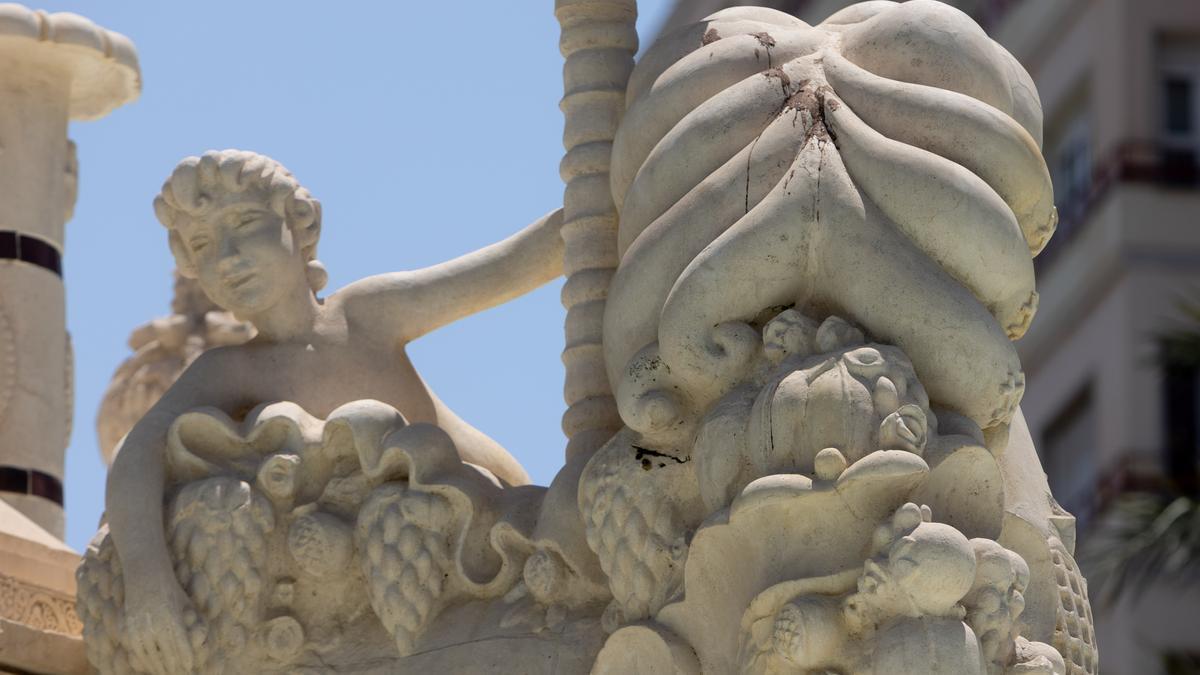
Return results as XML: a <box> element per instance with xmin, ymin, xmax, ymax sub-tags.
<box><xmin>342</xmin><ymin>208</ymin><xmax>564</xmax><ymax>343</ymax></box>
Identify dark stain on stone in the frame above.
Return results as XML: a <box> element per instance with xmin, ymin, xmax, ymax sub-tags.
<box><xmin>751</xmin><ymin>32</ymin><xmax>776</xmax><ymax>48</ymax></box>
<box><xmin>632</xmin><ymin>445</ymin><xmax>689</xmax><ymax>471</ymax></box>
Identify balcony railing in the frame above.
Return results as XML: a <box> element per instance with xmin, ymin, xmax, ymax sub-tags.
<box><xmin>1036</xmin><ymin>139</ymin><xmax>1200</xmax><ymax>270</ymax></box>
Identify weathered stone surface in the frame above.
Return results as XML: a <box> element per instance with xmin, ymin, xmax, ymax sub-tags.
<box><xmin>0</xmin><ymin>501</ymin><xmax>87</xmax><ymax>674</ymax></box>
<box><xmin>81</xmin><ymin>2</ymin><xmax>1095</xmax><ymax>673</ymax></box>
<box><xmin>0</xmin><ymin>2</ymin><xmax>140</xmax><ymax>536</ymax></box>
<box><xmin>0</xmin><ymin>6</ymin><xmax>136</xmax><ymax>674</ymax></box>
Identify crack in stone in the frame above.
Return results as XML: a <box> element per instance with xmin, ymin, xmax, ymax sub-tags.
<box><xmin>745</xmin><ymin>131</ymin><xmax>764</xmax><ymax>214</ymax></box>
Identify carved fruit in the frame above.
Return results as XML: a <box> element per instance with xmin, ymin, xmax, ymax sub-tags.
<box><xmin>579</xmin><ymin>434</ymin><xmax>692</xmax><ymax>632</ymax></box>
<box><xmin>167</xmin><ymin>477</ymin><xmax>275</xmax><ymax>674</ymax></box>
<box><xmin>288</xmin><ymin>511</ymin><xmax>353</xmax><ymax>579</ymax></box>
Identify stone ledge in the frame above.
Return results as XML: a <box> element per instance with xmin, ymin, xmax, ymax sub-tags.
<box><xmin>0</xmin><ymin>499</ymin><xmax>85</xmax><ymax>674</ymax></box>
<box><xmin>0</xmin><ymin>616</ymin><xmax>87</xmax><ymax>675</ymax></box>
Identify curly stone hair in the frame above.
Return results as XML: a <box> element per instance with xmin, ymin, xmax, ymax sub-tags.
<box><xmin>153</xmin><ymin>149</ymin><xmax>327</xmax><ymax>292</ymax></box>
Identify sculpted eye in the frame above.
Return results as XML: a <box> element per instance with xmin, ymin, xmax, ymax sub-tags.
<box><xmin>189</xmin><ymin>238</ymin><xmax>209</xmax><ymax>251</ymax></box>
<box><xmin>236</xmin><ymin>214</ymin><xmax>260</xmax><ymax>229</ymax></box>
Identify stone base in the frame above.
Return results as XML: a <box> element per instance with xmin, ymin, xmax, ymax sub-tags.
<box><xmin>0</xmin><ymin>500</ymin><xmax>87</xmax><ymax>675</ymax></box>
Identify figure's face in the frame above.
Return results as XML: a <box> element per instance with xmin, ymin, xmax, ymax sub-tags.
<box><xmin>886</xmin><ymin>523</ymin><xmax>976</xmax><ymax>615</ymax></box>
<box><xmin>176</xmin><ymin>187</ymin><xmax>306</xmax><ymax>317</ymax></box>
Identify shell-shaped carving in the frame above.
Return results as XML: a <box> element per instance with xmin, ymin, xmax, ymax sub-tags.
<box><xmin>605</xmin><ymin>1</ymin><xmax>1051</xmax><ymax>433</ymax></box>
<box><xmin>83</xmin><ymin>401</ymin><xmax>541</xmax><ymax>672</ymax></box>
<box><xmin>356</xmin><ymin>483</ymin><xmax>454</xmax><ymax>656</ymax></box>
<box><xmin>1049</xmin><ymin>537</ymin><xmax>1098</xmax><ymax>675</ymax></box>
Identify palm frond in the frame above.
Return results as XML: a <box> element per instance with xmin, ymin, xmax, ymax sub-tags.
<box><xmin>1157</xmin><ymin>300</ymin><xmax>1200</xmax><ymax>368</ymax></box>
<box><xmin>1079</xmin><ymin>492</ymin><xmax>1200</xmax><ymax>607</ymax></box>
<box><xmin>1163</xmin><ymin>650</ymin><xmax>1200</xmax><ymax>675</ymax></box>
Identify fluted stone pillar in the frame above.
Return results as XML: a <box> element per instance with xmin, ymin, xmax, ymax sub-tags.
<box><xmin>556</xmin><ymin>0</ymin><xmax>637</xmax><ymax>462</ymax></box>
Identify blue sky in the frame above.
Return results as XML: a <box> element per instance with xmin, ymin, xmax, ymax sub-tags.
<box><xmin>50</xmin><ymin>1</ymin><xmax>671</xmax><ymax>551</ymax></box>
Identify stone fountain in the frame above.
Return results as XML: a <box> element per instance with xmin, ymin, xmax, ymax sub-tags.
<box><xmin>72</xmin><ymin>2</ymin><xmax>1097</xmax><ymax>673</ymax></box>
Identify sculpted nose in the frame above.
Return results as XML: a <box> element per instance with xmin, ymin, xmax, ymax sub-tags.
<box><xmin>215</xmin><ymin>238</ymin><xmax>241</xmax><ymax>273</ymax></box>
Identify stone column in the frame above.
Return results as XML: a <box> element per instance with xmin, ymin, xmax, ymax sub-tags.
<box><xmin>0</xmin><ymin>6</ymin><xmax>139</xmax><ymax>538</ymax></box>
<box><xmin>556</xmin><ymin>0</ymin><xmax>637</xmax><ymax>462</ymax></box>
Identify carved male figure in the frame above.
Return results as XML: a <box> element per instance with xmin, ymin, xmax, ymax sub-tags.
<box><xmin>105</xmin><ymin>149</ymin><xmax>561</xmax><ymax>673</ymax></box>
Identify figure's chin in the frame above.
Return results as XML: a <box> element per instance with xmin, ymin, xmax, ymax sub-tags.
<box><xmin>219</xmin><ymin>290</ymin><xmax>272</xmax><ymax>319</ymax></box>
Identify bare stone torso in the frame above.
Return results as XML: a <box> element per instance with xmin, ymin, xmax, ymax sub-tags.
<box><xmin>170</xmin><ymin>295</ymin><xmax>523</xmax><ymax>484</ymax></box>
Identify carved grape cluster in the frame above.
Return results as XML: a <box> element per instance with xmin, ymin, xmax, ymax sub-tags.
<box><xmin>579</xmin><ymin>437</ymin><xmax>689</xmax><ymax>632</ymax></box>
<box><xmin>167</xmin><ymin>476</ymin><xmax>275</xmax><ymax>673</ymax></box>
<box><xmin>356</xmin><ymin>483</ymin><xmax>454</xmax><ymax>656</ymax></box>
<box><xmin>77</xmin><ymin>477</ymin><xmax>275</xmax><ymax>675</ymax></box>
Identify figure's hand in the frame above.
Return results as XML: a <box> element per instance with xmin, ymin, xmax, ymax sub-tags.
<box><xmin>123</xmin><ymin>574</ymin><xmax>198</xmax><ymax>675</ymax></box>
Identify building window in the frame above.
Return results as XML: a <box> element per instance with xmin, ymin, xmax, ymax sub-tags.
<box><xmin>1159</xmin><ymin>38</ymin><xmax>1200</xmax><ymax>185</ymax></box>
<box><xmin>1164</xmin><ymin>75</ymin><xmax>1193</xmax><ymax>135</ymax></box>
<box><xmin>1035</xmin><ymin>78</ymin><xmax>1095</xmax><ymax>267</ymax></box>
<box><xmin>1160</xmin><ymin>319</ymin><xmax>1200</xmax><ymax>492</ymax></box>
<box><xmin>1049</xmin><ymin>115</ymin><xmax>1093</xmax><ymax>232</ymax></box>
<box><xmin>1162</xmin><ymin>360</ymin><xmax>1199</xmax><ymax>489</ymax></box>
<box><xmin>1042</xmin><ymin>385</ymin><xmax>1099</xmax><ymax>526</ymax></box>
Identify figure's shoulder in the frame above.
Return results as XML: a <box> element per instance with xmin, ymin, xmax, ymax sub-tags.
<box><xmin>131</xmin><ymin>343</ymin><xmax>244</xmax><ymax>416</ymax></box>
<box><xmin>323</xmin><ymin>281</ymin><xmax>363</xmax><ymax>320</ymax></box>
<box><xmin>326</xmin><ymin>282</ymin><xmax>406</xmax><ymax>339</ymax></box>
<box><xmin>191</xmin><ymin>341</ymin><xmax>241</xmax><ymax>364</ymax></box>
<box><xmin>331</xmin><ymin>272</ymin><xmax>417</xmax><ymax>306</ymax></box>
<box><xmin>180</xmin><ymin>342</ymin><xmax>252</xmax><ymax>384</ymax></box>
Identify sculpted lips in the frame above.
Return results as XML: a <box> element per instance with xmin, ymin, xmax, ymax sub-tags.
<box><xmin>224</xmin><ymin>270</ymin><xmax>256</xmax><ymax>290</ymax></box>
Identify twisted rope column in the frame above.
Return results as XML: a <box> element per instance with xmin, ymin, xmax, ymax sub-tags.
<box><xmin>556</xmin><ymin>0</ymin><xmax>637</xmax><ymax>462</ymax></box>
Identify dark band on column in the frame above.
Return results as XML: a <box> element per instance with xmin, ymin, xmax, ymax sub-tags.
<box><xmin>0</xmin><ymin>466</ymin><xmax>64</xmax><ymax>506</ymax></box>
<box><xmin>0</xmin><ymin>231</ymin><xmax>62</xmax><ymax>277</ymax></box>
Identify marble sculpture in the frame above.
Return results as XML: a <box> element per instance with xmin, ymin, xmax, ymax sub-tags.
<box><xmin>79</xmin><ymin>1</ymin><xmax>1098</xmax><ymax>673</ymax></box>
